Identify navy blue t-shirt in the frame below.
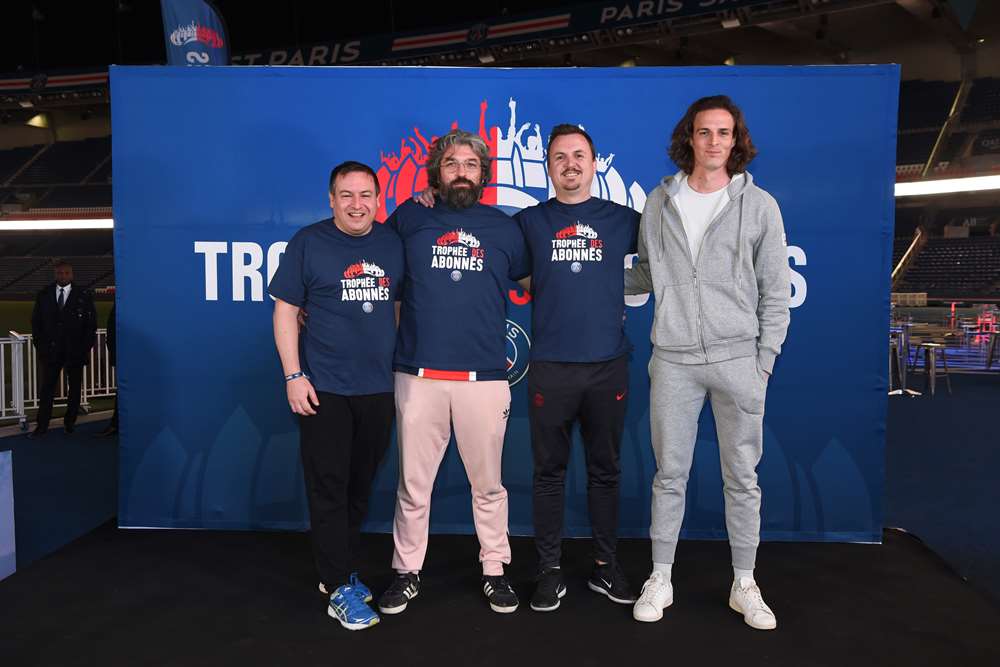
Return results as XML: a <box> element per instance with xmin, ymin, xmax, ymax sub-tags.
<box><xmin>268</xmin><ymin>218</ymin><xmax>404</xmax><ymax>395</ymax></box>
<box><xmin>515</xmin><ymin>197</ymin><xmax>639</xmax><ymax>363</ymax></box>
<box><xmin>389</xmin><ymin>199</ymin><xmax>529</xmax><ymax>381</ymax></box>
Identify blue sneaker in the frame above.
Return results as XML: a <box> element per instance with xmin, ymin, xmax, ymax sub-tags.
<box><xmin>328</xmin><ymin>584</ymin><xmax>380</xmax><ymax>630</ymax></box>
<box><xmin>348</xmin><ymin>573</ymin><xmax>373</xmax><ymax>603</ymax></box>
<box><xmin>320</xmin><ymin>573</ymin><xmax>373</xmax><ymax>603</ymax></box>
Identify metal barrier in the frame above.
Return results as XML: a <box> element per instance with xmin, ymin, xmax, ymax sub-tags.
<box><xmin>0</xmin><ymin>329</ymin><xmax>115</xmax><ymax>430</ymax></box>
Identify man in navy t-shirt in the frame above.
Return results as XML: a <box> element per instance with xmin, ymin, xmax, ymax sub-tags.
<box><xmin>269</xmin><ymin>161</ymin><xmax>404</xmax><ymax>631</ymax></box>
<box><xmin>377</xmin><ymin>129</ymin><xmax>528</xmax><ymax>617</ymax></box>
<box><xmin>515</xmin><ymin>125</ymin><xmax>640</xmax><ymax>613</ymax></box>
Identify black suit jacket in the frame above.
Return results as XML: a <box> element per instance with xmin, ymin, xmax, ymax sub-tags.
<box><xmin>31</xmin><ymin>282</ymin><xmax>98</xmax><ymax>368</ymax></box>
<box><xmin>106</xmin><ymin>303</ymin><xmax>116</xmax><ymax>367</ymax></box>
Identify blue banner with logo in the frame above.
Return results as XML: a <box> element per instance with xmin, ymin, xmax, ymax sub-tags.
<box><xmin>0</xmin><ymin>451</ymin><xmax>14</xmax><ymax>581</ymax></box>
<box><xmin>160</xmin><ymin>0</ymin><xmax>229</xmax><ymax>66</ymax></box>
<box><xmin>112</xmin><ymin>65</ymin><xmax>897</xmax><ymax>543</ymax></box>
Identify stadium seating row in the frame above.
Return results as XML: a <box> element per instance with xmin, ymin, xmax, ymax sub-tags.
<box><xmin>895</xmin><ymin>237</ymin><xmax>1000</xmax><ymax>298</ymax></box>
<box><xmin>0</xmin><ymin>255</ymin><xmax>114</xmax><ymax>298</ymax></box>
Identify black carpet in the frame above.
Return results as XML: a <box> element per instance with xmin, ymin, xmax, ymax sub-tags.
<box><xmin>885</xmin><ymin>373</ymin><xmax>1000</xmax><ymax>602</ymax></box>
<box><xmin>1</xmin><ymin>523</ymin><xmax>998</xmax><ymax>666</ymax></box>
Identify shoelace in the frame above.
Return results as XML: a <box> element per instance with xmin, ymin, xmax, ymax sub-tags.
<box><xmin>387</xmin><ymin>574</ymin><xmax>416</xmax><ymax>597</ymax></box>
<box><xmin>334</xmin><ymin>586</ymin><xmax>374</xmax><ymax>619</ymax></box>
<box><xmin>737</xmin><ymin>582</ymin><xmax>769</xmax><ymax>612</ymax></box>
<box><xmin>638</xmin><ymin>574</ymin><xmax>669</xmax><ymax>602</ymax></box>
<box><xmin>486</xmin><ymin>576</ymin><xmax>514</xmax><ymax>595</ymax></box>
<box><xmin>347</xmin><ymin>574</ymin><xmax>370</xmax><ymax>598</ymax></box>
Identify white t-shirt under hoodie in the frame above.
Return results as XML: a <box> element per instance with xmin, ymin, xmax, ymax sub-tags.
<box><xmin>674</xmin><ymin>173</ymin><xmax>743</xmax><ymax>262</ymax></box>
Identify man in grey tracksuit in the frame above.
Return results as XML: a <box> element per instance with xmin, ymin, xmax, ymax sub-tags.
<box><xmin>625</xmin><ymin>95</ymin><xmax>790</xmax><ymax>630</ymax></box>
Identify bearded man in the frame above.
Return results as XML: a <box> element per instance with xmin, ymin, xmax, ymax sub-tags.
<box><xmin>378</xmin><ymin>129</ymin><xmax>529</xmax><ymax>616</ymax></box>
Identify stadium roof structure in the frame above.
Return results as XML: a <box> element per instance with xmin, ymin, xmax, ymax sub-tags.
<box><xmin>0</xmin><ymin>0</ymin><xmax>999</xmax><ymax>212</ymax></box>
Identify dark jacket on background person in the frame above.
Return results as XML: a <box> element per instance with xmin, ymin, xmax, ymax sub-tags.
<box><xmin>31</xmin><ymin>282</ymin><xmax>98</xmax><ymax>368</ymax></box>
<box><xmin>106</xmin><ymin>303</ymin><xmax>116</xmax><ymax>367</ymax></box>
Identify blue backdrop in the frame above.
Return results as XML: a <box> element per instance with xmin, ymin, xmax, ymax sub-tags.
<box><xmin>112</xmin><ymin>65</ymin><xmax>897</xmax><ymax>542</ymax></box>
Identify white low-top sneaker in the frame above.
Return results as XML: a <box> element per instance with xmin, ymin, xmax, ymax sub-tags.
<box><xmin>632</xmin><ymin>571</ymin><xmax>674</xmax><ymax>622</ymax></box>
<box><xmin>729</xmin><ymin>577</ymin><xmax>777</xmax><ymax>630</ymax></box>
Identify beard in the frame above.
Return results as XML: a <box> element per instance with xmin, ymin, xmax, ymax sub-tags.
<box><xmin>439</xmin><ymin>177</ymin><xmax>483</xmax><ymax>209</ymax></box>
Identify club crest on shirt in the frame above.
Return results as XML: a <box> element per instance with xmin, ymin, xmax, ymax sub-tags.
<box><xmin>506</xmin><ymin>319</ymin><xmax>530</xmax><ymax>386</ymax></box>
<box><xmin>432</xmin><ymin>228</ymin><xmax>486</xmax><ymax>272</ymax></box>
<box><xmin>551</xmin><ymin>222</ymin><xmax>603</xmax><ymax>264</ymax></box>
<box><xmin>341</xmin><ymin>259</ymin><xmax>391</xmax><ymax>304</ymax></box>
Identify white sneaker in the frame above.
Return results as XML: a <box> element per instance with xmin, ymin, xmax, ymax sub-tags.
<box><xmin>632</xmin><ymin>571</ymin><xmax>673</xmax><ymax>622</ymax></box>
<box><xmin>729</xmin><ymin>577</ymin><xmax>777</xmax><ymax>630</ymax></box>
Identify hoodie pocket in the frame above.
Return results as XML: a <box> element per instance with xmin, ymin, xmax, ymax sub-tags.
<box><xmin>652</xmin><ymin>279</ymin><xmax>699</xmax><ymax>348</ymax></box>
<box><xmin>700</xmin><ymin>280</ymin><xmax>756</xmax><ymax>342</ymax></box>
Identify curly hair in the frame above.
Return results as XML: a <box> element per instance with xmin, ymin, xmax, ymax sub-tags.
<box><xmin>668</xmin><ymin>95</ymin><xmax>757</xmax><ymax>176</ymax></box>
<box><xmin>426</xmin><ymin>129</ymin><xmax>493</xmax><ymax>189</ymax></box>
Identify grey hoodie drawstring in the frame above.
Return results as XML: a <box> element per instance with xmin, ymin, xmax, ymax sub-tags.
<box><xmin>736</xmin><ymin>191</ymin><xmax>745</xmax><ymax>289</ymax></box>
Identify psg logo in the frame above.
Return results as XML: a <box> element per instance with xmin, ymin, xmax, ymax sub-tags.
<box><xmin>505</xmin><ymin>319</ymin><xmax>530</xmax><ymax>386</ymax></box>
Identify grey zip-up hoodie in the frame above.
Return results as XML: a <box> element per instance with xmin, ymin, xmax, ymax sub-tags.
<box><xmin>625</xmin><ymin>170</ymin><xmax>790</xmax><ymax>373</ymax></box>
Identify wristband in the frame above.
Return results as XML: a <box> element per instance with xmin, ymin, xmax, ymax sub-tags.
<box><xmin>284</xmin><ymin>371</ymin><xmax>308</xmax><ymax>382</ymax></box>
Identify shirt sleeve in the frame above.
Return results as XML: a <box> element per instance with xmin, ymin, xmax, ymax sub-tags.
<box><xmin>267</xmin><ymin>230</ymin><xmax>307</xmax><ymax>307</ymax></box>
<box><xmin>386</xmin><ymin>206</ymin><xmax>402</xmax><ymax>236</ymax></box>
<box><xmin>627</xmin><ymin>208</ymin><xmax>640</xmax><ymax>254</ymax></box>
<box><xmin>507</xmin><ymin>221</ymin><xmax>531</xmax><ymax>281</ymax></box>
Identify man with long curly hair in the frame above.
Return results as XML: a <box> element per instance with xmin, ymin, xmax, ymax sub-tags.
<box><xmin>378</xmin><ymin>129</ymin><xmax>529</xmax><ymax>616</ymax></box>
<box><xmin>625</xmin><ymin>95</ymin><xmax>791</xmax><ymax>630</ymax></box>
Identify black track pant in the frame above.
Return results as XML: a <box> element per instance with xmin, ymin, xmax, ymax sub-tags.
<box><xmin>299</xmin><ymin>391</ymin><xmax>394</xmax><ymax>588</ymax></box>
<box><xmin>528</xmin><ymin>355</ymin><xmax>628</xmax><ymax>568</ymax></box>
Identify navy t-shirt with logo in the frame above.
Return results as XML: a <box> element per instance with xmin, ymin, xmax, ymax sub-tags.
<box><xmin>268</xmin><ymin>218</ymin><xmax>404</xmax><ymax>395</ymax></box>
<box><xmin>515</xmin><ymin>197</ymin><xmax>639</xmax><ymax>363</ymax></box>
<box><xmin>389</xmin><ymin>199</ymin><xmax>529</xmax><ymax>381</ymax></box>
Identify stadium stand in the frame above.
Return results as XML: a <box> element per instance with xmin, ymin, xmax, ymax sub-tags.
<box><xmin>37</xmin><ymin>185</ymin><xmax>112</xmax><ymax>208</ymax></box>
<box><xmin>896</xmin><ymin>131</ymin><xmax>937</xmax><ymax>166</ymax></box>
<box><xmin>0</xmin><ymin>257</ymin><xmax>51</xmax><ymax>292</ymax></box>
<box><xmin>0</xmin><ymin>256</ymin><xmax>113</xmax><ymax>298</ymax></box>
<box><xmin>898</xmin><ymin>80</ymin><xmax>960</xmax><ymax>130</ymax></box>
<box><xmin>896</xmin><ymin>236</ymin><xmax>1000</xmax><ymax>298</ymax></box>
<box><xmin>0</xmin><ymin>144</ymin><xmax>45</xmax><ymax>184</ymax></box>
<box><xmin>893</xmin><ymin>237</ymin><xmax>914</xmax><ymax>267</ymax></box>
<box><xmin>971</xmin><ymin>128</ymin><xmax>1000</xmax><ymax>156</ymax></box>
<box><xmin>87</xmin><ymin>157</ymin><xmax>112</xmax><ymax>184</ymax></box>
<box><xmin>961</xmin><ymin>77</ymin><xmax>1000</xmax><ymax>124</ymax></box>
<box><xmin>10</xmin><ymin>137</ymin><xmax>110</xmax><ymax>186</ymax></box>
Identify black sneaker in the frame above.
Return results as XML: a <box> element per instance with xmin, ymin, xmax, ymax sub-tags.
<box><xmin>530</xmin><ymin>567</ymin><xmax>566</xmax><ymax>612</ymax></box>
<box><xmin>378</xmin><ymin>572</ymin><xmax>420</xmax><ymax>615</ymax></box>
<box><xmin>587</xmin><ymin>559</ymin><xmax>636</xmax><ymax>604</ymax></box>
<box><xmin>482</xmin><ymin>575</ymin><xmax>519</xmax><ymax>614</ymax></box>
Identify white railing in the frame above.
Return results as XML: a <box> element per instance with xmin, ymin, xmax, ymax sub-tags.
<box><xmin>0</xmin><ymin>329</ymin><xmax>116</xmax><ymax>430</ymax></box>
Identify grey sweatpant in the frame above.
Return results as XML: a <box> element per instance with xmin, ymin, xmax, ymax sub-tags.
<box><xmin>649</xmin><ymin>352</ymin><xmax>767</xmax><ymax>570</ymax></box>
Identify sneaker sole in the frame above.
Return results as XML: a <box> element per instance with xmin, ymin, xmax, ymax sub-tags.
<box><xmin>489</xmin><ymin>601</ymin><xmax>519</xmax><ymax>614</ymax></box>
<box><xmin>320</xmin><ymin>582</ymin><xmax>372</xmax><ymax>603</ymax></box>
<box><xmin>378</xmin><ymin>591</ymin><xmax>417</xmax><ymax>615</ymax></box>
<box><xmin>529</xmin><ymin>587</ymin><xmax>567</xmax><ymax>612</ymax></box>
<box><xmin>632</xmin><ymin>596</ymin><xmax>673</xmax><ymax>623</ymax></box>
<box><xmin>587</xmin><ymin>581</ymin><xmax>636</xmax><ymax>605</ymax></box>
<box><xmin>327</xmin><ymin>606</ymin><xmax>379</xmax><ymax>630</ymax></box>
<box><xmin>728</xmin><ymin>597</ymin><xmax>777</xmax><ymax>630</ymax></box>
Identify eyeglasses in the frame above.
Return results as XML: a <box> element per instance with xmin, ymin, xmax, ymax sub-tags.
<box><xmin>441</xmin><ymin>159</ymin><xmax>482</xmax><ymax>173</ymax></box>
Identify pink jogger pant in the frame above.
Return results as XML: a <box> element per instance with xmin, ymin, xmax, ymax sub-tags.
<box><xmin>391</xmin><ymin>372</ymin><xmax>512</xmax><ymax>576</ymax></box>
